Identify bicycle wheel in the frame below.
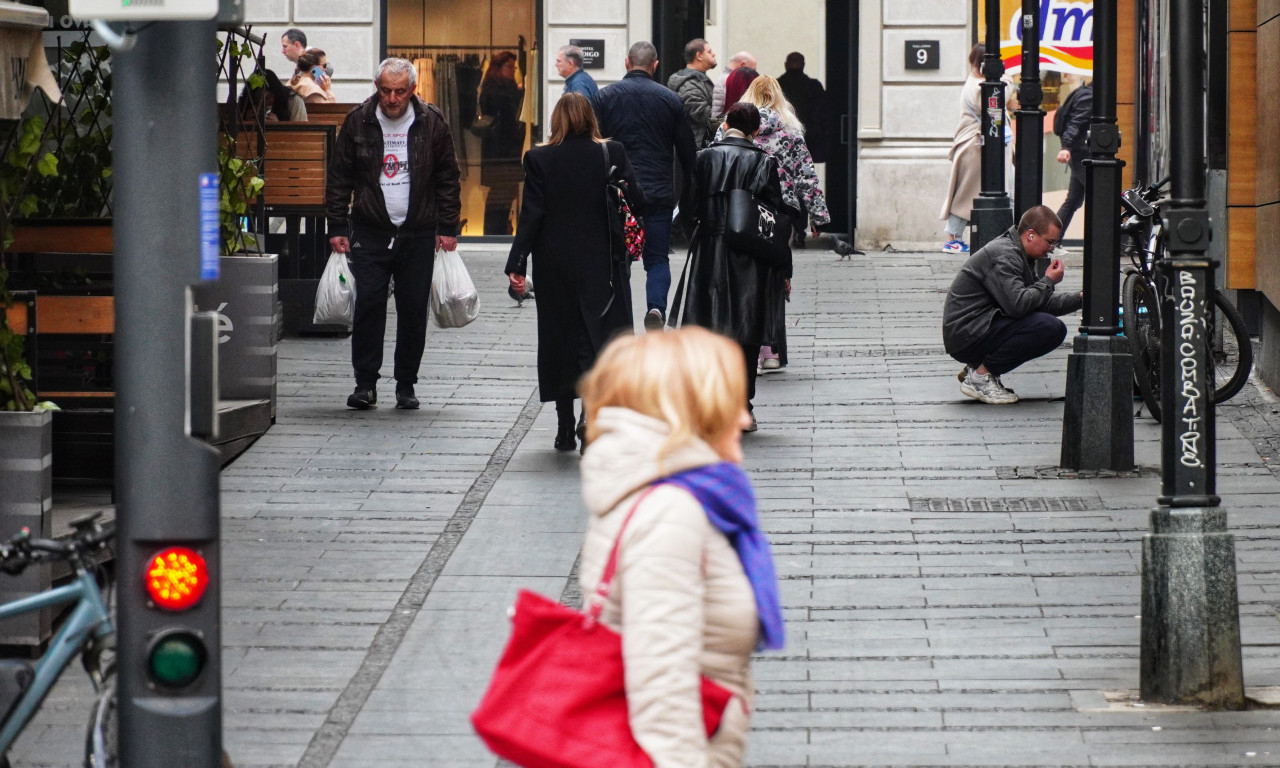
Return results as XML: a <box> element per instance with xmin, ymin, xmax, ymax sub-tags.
<box><xmin>83</xmin><ymin>669</ymin><xmax>116</xmax><ymax>768</ymax></box>
<box><xmin>1123</xmin><ymin>272</ymin><xmax>1163</xmax><ymax>421</ymax></box>
<box><xmin>1211</xmin><ymin>292</ymin><xmax>1253</xmax><ymax>403</ymax></box>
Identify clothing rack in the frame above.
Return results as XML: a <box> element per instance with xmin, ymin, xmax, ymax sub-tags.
<box><xmin>388</xmin><ymin>35</ymin><xmax>527</xmax><ymax>62</ymax></box>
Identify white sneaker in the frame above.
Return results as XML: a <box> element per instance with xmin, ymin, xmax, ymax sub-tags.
<box><xmin>960</xmin><ymin>370</ymin><xmax>1018</xmax><ymax>404</ymax></box>
<box><xmin>761</xmin><ymin>357</ymin><xmax>781</xmax><ymax>371</ymax></box>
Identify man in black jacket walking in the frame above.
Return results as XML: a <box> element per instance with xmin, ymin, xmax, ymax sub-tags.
<box><xmin>326</xmin><ymin>58</ymin><xmax>462</xmax><ymax>410</ymax></box>
<box><xmin>1054</xmin><ymin>75</ymin><xmax>1092</xmax><ymax>236</ymax></box>
<box><xmin>593</xmin><ymin>41</ymin><xmax>698</xmax><ymax>330</ymax></box>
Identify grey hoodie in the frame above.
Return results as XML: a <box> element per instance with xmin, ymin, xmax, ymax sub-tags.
<box><xmin>667</xmin><ymin>67</ymin><xmax>717</xmax><ymax>147</ymax></box>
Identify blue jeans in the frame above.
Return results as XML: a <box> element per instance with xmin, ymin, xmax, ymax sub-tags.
<box><xmin>952</xmin><ymin>312</ymin><xmax>1067</xmax><ymax>377</ymax></box>
<box><xmin>641</xmin><ymin>207</ymin><xmax>673</xmax><ymax>314</ymax></box>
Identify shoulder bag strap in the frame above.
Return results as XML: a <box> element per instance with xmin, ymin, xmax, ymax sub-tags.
<box><xmin>586</xmin><ymin>485</ymin><xmax>659</xmax><ymax>620</ymax></box>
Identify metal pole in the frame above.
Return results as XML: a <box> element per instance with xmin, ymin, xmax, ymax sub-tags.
<box><xmin>1139</xmin><ymin>0</ymin><xmax>1243</xmax><ymax>709</ymax></box>
<box><xmin>1013</xmin><ymin>0</ymin><xmax>1043</xmax><ymax>219</ymax></box>
<box><xmin>970</xmin><ymin>0</ymin><xmax>1014</xmax><ymax>250</ymax></box>
<box><xmin>115</xmin><ymin>20</ymin><xmax>225</xmax><ymax>765</ymax></box>
<box><xmin>1059</xmin><ymin>0</ymin><xmax>1134</xmax><ymax>471</ymax></box>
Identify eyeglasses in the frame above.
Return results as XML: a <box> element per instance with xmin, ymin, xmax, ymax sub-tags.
<box><xmin>1034</xmin><ymin>231</ymin><xmax>1061</xmax><ymax>249</ymax></box>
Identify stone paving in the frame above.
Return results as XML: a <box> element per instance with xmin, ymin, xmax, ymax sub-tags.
<box><xmin>11</xmin><ymin>243</ymin><xmax>1280</xmax><ymax>767</ymax></box>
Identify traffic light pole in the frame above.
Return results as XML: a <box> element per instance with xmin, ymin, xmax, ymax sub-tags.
<box><xmin>1139</xmin><ymin>0</ymin><xmax>1243</xmax><ymax>709</ymax></box>
<box><xmin>1059</xmin><ymin>0</ymin><xmax>1133</xmax><ymax>471</ymax></box>
<box><xmin>1012</xmin><ymin>0</ymin><xmax>1043</xmax><ymax>220</ymax></box>
<box><xmin>114</xmin><ymin>19</ymin><xmax>224</xmax><ymax>765</ymax></box>
<box><xmin>971</xmin><ymin>0</ymin><xmax>1014</xmax><ymax>251</ymax></box>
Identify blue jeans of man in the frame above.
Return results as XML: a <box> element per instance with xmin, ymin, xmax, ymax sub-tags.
<box><xmin>951</xmin><ymin>311</ymin><xmax>1067</xmax><ymax>377</ymax></box>
<box><xmin>642</xmin><ymin>207</ymin><xmax>674</xmax><ymax>314</ymax></box>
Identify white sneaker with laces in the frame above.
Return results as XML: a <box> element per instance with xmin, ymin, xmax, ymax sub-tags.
<box><xmin>959</xmin><ymin>370</ymin><xmax>1018</xmax><ymax>404</ymax></box>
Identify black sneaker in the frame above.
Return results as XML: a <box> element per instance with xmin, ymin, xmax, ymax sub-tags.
<box><xmin>644</xmin><ymin>308</ymin><xmax>664</xmax><ymax>332</ymax></box>
<box><xmin>395</xmin><ymin>384</ymin><xmax>419</xmax><ymax>410</ymax></box>
<box><xmin>347</xmin><ymin>386</ymin><xmax>376</xmax><ymax>410</ymax></box>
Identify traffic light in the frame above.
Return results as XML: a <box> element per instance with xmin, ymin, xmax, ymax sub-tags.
<box><xmin>142</xmin><ymin>548</ymin><xmax>211</xmax><ymax>690</ymax></box>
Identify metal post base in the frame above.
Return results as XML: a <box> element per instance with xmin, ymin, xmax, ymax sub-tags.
<box><xmin>970</xmin><ymin>195</ymin><xmax>1014</xmax><ymax>252</ymax></box>
<box><xmin>1060</xmin><ymin>334</ymin><xmax>1134</xmax><ymax>470</ymax></box>
<box><xmin>1140</xmin><ymin>507</ymin><xmax>1245</xmax><ymax>709</ymax></box>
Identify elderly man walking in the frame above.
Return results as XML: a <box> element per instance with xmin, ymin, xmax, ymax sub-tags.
<box><xmin>326</xmin><ymin>58</ymin><xmax>462</xmax><ymax>410</ymax></box>
<box><xmin>593</xmin><ymin>41</ymin><xmax>697</xmax><ymax>330</ymax></box>
<box><xmin>556</xmin><ymin>44</ymin><xmax>598</xmax><ymax>99</ymax></box>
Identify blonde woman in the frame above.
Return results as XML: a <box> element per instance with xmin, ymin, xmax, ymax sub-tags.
<box><xmin>577</xmin><ymin>327</ymin><xmax>785</xmax><ymax>767</ymax></box>
<box><xmin>505</xmin><ymin>92</ymin><xmax>645</xmax><ymax>451</ymax></box>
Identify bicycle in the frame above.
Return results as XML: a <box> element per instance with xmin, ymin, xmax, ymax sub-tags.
<box><xmin>1120</xmin><ymin>176</ymin><xmax>1253</xmax><ymax>423</ymax></box>
<box><xmin>0</xmin><ymin>513</ymin><xmax>116</xmax><ymax>768</ymax></box>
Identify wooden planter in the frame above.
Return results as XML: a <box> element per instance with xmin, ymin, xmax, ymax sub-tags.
<box><xmin>0</xmin><ymin>409</ymin><xmax>53</xmax><ymax>647</ymax></box>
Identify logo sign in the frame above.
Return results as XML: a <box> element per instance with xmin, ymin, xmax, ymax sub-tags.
<box><xmin>198</xmin><ymin>173</ymin><xmax>219</xmax><ymax>281</ymax></box>
<box><xmin>904</xmin><ymin>40</ymin><xmax>940</xmax><ymax>70</ymax></box>
<box><xmin>569</xmin><ymin>39</ymin><xmax>605</xmax><ymax>70</ymax></box>
<box><xmin>979</xmin><ymin>0</ymin><xmax>1094</xmax><ymax>76</ymax></box>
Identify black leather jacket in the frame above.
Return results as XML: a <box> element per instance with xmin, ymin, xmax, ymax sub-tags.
<box><xmin>679</xmin><ymin>136</ymin><xmax>793</xmax><ymax>347</ymax></box>
<box><xmin>325</xmin><ymin>95</ymin><xmax>462</xmax><ymax>238</ymax></box>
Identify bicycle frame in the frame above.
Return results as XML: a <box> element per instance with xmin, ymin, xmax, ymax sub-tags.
<box><xmin>0</xmin><ymin>566</ymin><xmax>112</xmax><ymax>754</ymax></box>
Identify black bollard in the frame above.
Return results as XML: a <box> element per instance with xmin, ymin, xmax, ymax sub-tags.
<box><xmin>1059</xmin><ymin>0</ymin><xmax>1134</xmax><ymax>471</ymax></box>
<box><xmin>970</xmin><ymin>0</ymin><xmax>1015</xmax><ymax>251</ymax></box>
<box><xmin>1138</xmin><ymin>0</ymin><xmax>1244</xmax><ymax>709</ymax></box>
<box><xmin>1013</xmin><ymin>0</ymin><xmax>1044</xmax><ymax>220</ymax></box>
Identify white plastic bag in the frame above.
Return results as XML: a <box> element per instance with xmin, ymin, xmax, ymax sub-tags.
<box><xmin>313</xmin><ymin>251</ymin><xmax>356</xmax><ymax>326</ymax></box>
<box><xmin>431</xmin><ymin>249</ymin><xmax>479</xmax><ymax>328</ymax></box>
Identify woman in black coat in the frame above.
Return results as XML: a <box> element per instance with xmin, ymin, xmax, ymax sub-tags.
<box><xmin>676</xmin><ymin>102</ymin><xmax>793</xmax><ymax>432</ymax></box>
<box><xmin>505</xmin><ymin>92</ymin><xmax>646</xmax><ymax>451</ymax></box>
<box><xmin>479</xmin><ymin>51</ymin><xmax>526</xmax><ymax>235</ymax></box>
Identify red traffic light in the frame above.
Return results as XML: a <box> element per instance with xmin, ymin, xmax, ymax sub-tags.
<box><xmin>145</xmin><ymin>547</ymin><xmax>209</xmax><ymax>611</ymax></box>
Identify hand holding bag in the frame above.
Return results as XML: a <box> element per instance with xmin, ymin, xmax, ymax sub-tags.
<box><xmin>471</xmin><ymin>487</ymin><xmax>735</xmax><ymax>768</ymax></box>
<box><xmin>313</xmin><ymin>250</ymin><xmax>355</xmax><ymax>327</ymax></box>
<box><xmin>724</xmin><ymin>188</ymin><xmax>790</xmax><ymax>267</ymax></box>
<box><xmin>430</xmin><ymin>249</ymin><xmax>480</xmax><ymax>328</ymax></box>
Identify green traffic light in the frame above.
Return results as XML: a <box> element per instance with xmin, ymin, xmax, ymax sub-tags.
<box><xmin>147</xmin><ymin>631</ymin><xmax>206</xmax><ymax>688</ymax></box>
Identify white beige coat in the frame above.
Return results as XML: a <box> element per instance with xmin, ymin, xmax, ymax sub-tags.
<box><xmin>579</xmin><ymin>407</ymin><xmax>759</xmax><ymax>768</ymax></box>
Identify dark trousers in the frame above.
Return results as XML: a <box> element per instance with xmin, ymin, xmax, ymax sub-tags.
<box><xmin>347</xmin><ymin>230</ymin><xmax>436</xmax><ymax>388</ymax></box>
<box><xmin>743</xmin><ymin>342</ymin><xmax>760</xmax><ymax>407</ymax></box>
<box><xmin>642</xmin><ymin>207</ymin><xmax>674</xmax><ymax>314</ymax></box>
<box><xmin>1057</xmin><ymin>151</ymin><xmax>1089</xmax><ymax>234</ymax></box>
<box><xmin>952</xmin><ymin>312</ymin><xmax>1067</xmax><ymax>377</ymax></box>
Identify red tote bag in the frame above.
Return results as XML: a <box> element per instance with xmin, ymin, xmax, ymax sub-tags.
<box><xmin>471</xmin><ymin>487</ymin><xmax>734</xmax><ymax>768</ymax></box>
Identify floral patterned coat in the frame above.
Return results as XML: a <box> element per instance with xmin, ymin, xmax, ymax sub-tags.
<box><xmin>716</xmin><ymin>106</ymin><xmax>830</xmax><ymax>226</ymax></box>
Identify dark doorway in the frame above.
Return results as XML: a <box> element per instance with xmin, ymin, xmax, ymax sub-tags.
<box><xmin>825</xmin><ymin>0</ymin><xmax>858</xmax><ymax>236</ymax></box>
<box><xmin>653</xmin><ymin>0</ymin><xmax>705</xmax><ymax>86</ymax></box>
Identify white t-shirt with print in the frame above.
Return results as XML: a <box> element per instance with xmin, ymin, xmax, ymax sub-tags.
<box><xmin>377</xmin><ymin>106</ymin><xmax>415</xmax><ymax>228</ymax></box>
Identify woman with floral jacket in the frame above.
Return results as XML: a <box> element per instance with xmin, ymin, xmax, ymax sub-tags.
<box><xmin>717</xmin><ymin>75</ymin><xmax>829</xmax><ymax>370</ymax></box>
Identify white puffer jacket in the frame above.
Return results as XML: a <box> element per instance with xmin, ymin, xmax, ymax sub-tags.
<box><xmin>579</xmin><ymin>407</ymin><xmax>758</xmax><ymax>768</ymax></box>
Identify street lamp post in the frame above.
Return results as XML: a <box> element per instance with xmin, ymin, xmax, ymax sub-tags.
<box><xmin>970</xmin><ymin>0</ymin><xmax>1014</xmax><ymax>250</ymax></box>
<box><xmin>1013</xmin><ymin>0</ymin><xmax>1043</xmax><ymax>220</ymax></box>
<box><xmin>1139</xmin><ymin>0</ymin><xmax>1244</xmax><ymax>709</ymax></box>
<box><xmin>1059</xmin><ymin>0</ymin><xmax>1133</xmax><ymax>471</ymax></box>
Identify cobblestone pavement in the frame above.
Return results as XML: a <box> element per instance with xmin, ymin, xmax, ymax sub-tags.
<box><xmin>12</xmin><ymin>244</ymin><xmax>1280</xmax><ymax>767</ymax></box>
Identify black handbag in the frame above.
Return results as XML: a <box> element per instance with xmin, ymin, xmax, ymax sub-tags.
<box><xmin>724</xmin><ymin>188</ymin><xmax>790</xmax><ymax>266</ymax></box>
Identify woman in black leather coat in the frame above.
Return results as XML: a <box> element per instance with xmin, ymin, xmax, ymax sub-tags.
<box><xmin>676</xmin><ymin>102</ymin><xmax>793</xmax><ymax>431</ymax></box>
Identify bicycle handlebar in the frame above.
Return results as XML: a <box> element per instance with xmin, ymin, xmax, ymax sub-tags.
<box><xmin>0</xmin><ymin>519</ymin><xmax>114</xmax><ymax>572</ymax></box>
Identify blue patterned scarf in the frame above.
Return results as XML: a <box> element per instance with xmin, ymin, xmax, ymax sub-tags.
<box><xmin>662</xmin><ymin>462</ymin><xmax>785</xmax><ymax>650</ymax></box>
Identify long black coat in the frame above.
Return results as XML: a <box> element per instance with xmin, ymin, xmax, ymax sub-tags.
<box><xmin>679</xmin><ymin>136</ymin><xmax>791</xmax><ymax>353</ymax></box>
<box><xmin>505</xmin><ymin>135</ymin><xmax>645</xmax><ymax>402</ymax></box>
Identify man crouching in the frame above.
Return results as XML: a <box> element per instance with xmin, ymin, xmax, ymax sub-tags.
<box><xmin>942</xmin><ymin>205</ymin><xmax>1083</xmax><ymax>404</ymax></box>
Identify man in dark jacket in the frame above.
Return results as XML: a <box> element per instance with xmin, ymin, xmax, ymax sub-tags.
<box><xmin>593</xmin><ymin>41</ymin><xmax>698</xmax><ymax>330</ymax></box>
<box><xmin>1054</xmin><ymin>75</ymin><xmax>1093</xmax><ymax>236</ymax></box>
<box><xmin>942</xmin><ymin>205</ymin><xmax>1082</xmax><ymax>404</ymax></box>
<box><xmin>667</xmin><ymin>38</ymin><xmax>719</xmax><ymax>148</ymax></box>
<box><xmin>776</xmin><ymin>52</ymin><xmax>830</xmax><ymax>163</ymax></box>
<box><xmin>326</xmin><ymin>58</ymin><xmax>462</xmax><ymax>411</ymax></box>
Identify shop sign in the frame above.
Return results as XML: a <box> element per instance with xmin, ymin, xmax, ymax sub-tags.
<box><xmin>978</xmin><ymin>0</ymin><xmax>1093</xmax><ymax>76</ymax></box>
<box><xmin>569</xmin><ymin>39</ymin><xmax>605</xmax><ymax>70</ymax></box>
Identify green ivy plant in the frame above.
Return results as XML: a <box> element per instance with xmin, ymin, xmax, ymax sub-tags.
<box><xmin>218</xmin><ymin>37</ymin><xmax>266</xmax><ymax>256</ymax></box>
<box><xmin>0</xmin><ymin>117</ymin><xmax>60</xmax><ymax>411</ymax></box>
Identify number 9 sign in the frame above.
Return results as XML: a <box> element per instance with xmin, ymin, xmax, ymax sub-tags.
<box><xmin>905</xmin><ymin>40</ymin><xmax>940</xmax><ymax>71</ymax></box>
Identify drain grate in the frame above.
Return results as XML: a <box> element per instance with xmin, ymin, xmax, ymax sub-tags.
<box><xmin>909</xmin><ymin>497</ymin><xmax>1096</xmax><ymax>512</ymax></box>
